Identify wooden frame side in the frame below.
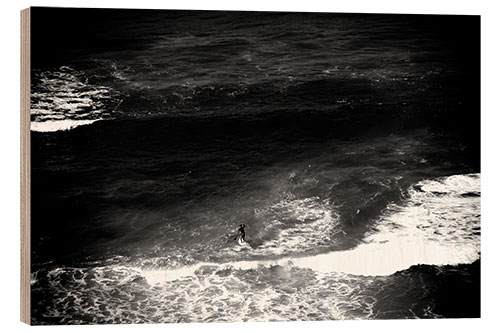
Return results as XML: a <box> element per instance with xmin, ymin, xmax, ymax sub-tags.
<box><xmin>20</xmin><ymin>7</ymin><xmax>31</xmax><ymax>325</ymax></box>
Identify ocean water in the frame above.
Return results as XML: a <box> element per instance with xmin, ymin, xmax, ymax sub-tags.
<box><xmin>29</xmin><ymin>8</ymin><xmax>480</xmax><ymax>324</ymax></box>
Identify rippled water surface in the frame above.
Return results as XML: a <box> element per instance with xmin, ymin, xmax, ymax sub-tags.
<box><xmin>30</xmin><ymin>8</ymin><xmax>480</xmax><ymax>324</ymax></box>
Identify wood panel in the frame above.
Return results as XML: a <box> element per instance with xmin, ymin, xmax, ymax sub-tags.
<box><xmin>20</xmin><ymin>7</ymin><xmax>31</xmax><ymax>325</ymax></box>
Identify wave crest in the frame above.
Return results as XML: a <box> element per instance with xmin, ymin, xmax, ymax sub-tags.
<box><xmin>31</xmin><ymin>66</ymin><xmax>123</xmax><ymax>132</ymax></box>
<box><xmin>139</xmin><ymin>173</ymin><xmax>480</xmax><ymax>282</ymax></box>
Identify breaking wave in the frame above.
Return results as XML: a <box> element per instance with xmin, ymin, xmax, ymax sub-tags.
<box><xmin>31</xmin><ymin>173</ymin><xmax>480</xmax><ymax>324</ymax></box>
<box><xmin>30</xmin><ymin>66</ymin><xmax>123</xmax><ymax>132</ymax></box>
<box><xmin>136</xmin><ymin>173</ymin><xmax>479</xmax><ymax>283</ymax></box>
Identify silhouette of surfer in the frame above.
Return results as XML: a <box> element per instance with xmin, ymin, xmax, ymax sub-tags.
<box><xmin>234</xmin><ymin>224</ymin><xmax>246</xmax><ymax>243</ymax></box>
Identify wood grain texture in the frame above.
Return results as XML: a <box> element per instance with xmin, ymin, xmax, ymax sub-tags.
<box><xmin>20</xmin><ymin>7</ymin><xmax>31</xmax><ymax>325</ymax></box>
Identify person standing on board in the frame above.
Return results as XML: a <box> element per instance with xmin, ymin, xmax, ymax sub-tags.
<box><xmin>234</xmin><ymin>224</ymin><xmax>246</xmax><ymax>243</ymax></box>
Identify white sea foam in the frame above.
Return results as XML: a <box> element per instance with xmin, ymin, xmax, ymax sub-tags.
<box><xmin>30</xmin><ymin>119</ymin><xmax>101</xmax><ymax>132</ymax></box>
<box><xmin>216</xmin><ymin>196</ymin><xmax>339</xmax><ymax>259</ymax></box>
<box><xmin>259</xmin><ymin>197</ymin><xmax>338</xmax><ymax>253</ymax></box>
<box><xmin>139</xmin><ymin>173</ymin><xmax>480</xmax><ymax>284</ymax></box>
<box><xmin>31</xmin><ymin>66</ymin><xmax>121</xmax><ymax>132</ymax></box>
<box><xmin>33</xmin><ymin>174</ymin><xmax>479</xmax><ymax>323</ymax></box>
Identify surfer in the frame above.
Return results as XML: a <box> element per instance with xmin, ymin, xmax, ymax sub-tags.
<box><xmin>234</xmin><ymin>224</ymin><xmax>246</xmax><ymax>243</ymax></box>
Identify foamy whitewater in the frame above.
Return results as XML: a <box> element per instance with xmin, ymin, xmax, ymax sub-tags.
<box><xmin>29</xmin><ymin>10</ymin><xmax>480</xmax><ymax>324</ymax></box>
<box><xmin>31</xmin><ymin>66</ymin><xmax>123</xmax><ymax>132</ymax></box>
<box><xmin>31</xmin><ymin>174</ymin><xmax>480</xmax><ymax>323</ymax></box>
<box><xmin>139</xmin><ymin>174</ymin><xmax>480</xmax><ymax>283</ymax></box>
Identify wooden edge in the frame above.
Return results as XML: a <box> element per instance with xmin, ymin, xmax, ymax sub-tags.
<box><xmin>20</xmin><ymin>7</ymin><xmax>31</xmax><ymax>325</ymax></box>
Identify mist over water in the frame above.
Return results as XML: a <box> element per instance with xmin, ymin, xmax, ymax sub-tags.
<box><xmin>30</xmin><ymin>8</ymin><xmax>480</xmax><ymax>324</ymax></box>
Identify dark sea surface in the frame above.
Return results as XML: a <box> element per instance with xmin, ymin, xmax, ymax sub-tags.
<box><xmin>29</xmin><ymin>8</ymin><xmax>480</xmax><ymax>324</ymax></box>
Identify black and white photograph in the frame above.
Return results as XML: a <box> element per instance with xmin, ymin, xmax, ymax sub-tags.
<box><xmin>23</xmin><ymin>6</ymin><xmax>480</xmax><ymax>325</ymax></box>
